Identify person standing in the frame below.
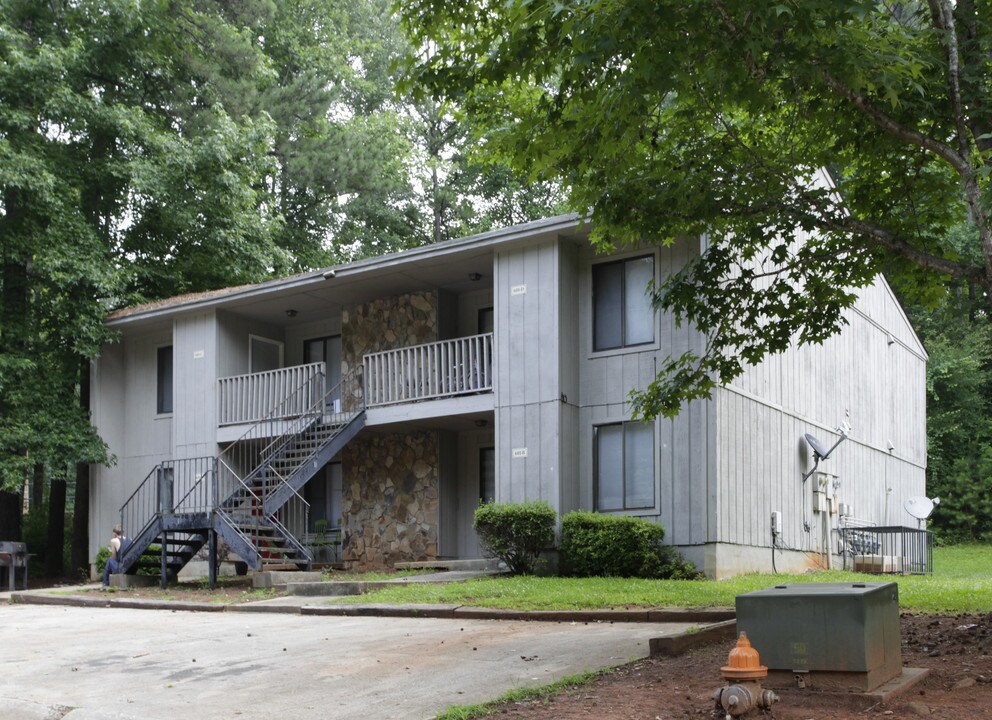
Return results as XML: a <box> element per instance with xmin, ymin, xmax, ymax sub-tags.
<box><xmin>102</xmin><ymin>526</ymin><xmax>127</xmax><ymax>587</ymax></box>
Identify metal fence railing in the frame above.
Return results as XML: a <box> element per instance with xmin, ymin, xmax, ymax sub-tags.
<box><xmin>840</xmin><ymin>525</ymin><xmax>933</xmax><ymax>575</ymax></box>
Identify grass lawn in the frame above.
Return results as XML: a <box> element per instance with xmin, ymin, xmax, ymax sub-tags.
<box><xmin>333</xmin><ymin>544</ymin><xmax>992</xmax><ymax>614</ymax></box>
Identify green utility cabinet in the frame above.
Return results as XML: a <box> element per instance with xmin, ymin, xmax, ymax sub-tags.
<box><xmin>736</xmin><ymin>582</ymin><xmax>902</xmax><ymax>691</ymax></box>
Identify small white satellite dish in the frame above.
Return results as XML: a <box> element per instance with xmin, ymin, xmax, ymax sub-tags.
<box><xmin>804</xmin><ymin>433</ymin><xmax>832</xmax><ymax>459</ymax></box>
<box><xmin>904</xmin><ymin>496</ymin><xmax>940</xmax><ymax>527</ymax></box>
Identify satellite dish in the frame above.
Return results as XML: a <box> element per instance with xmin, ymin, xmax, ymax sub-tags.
<box><xmin>804</xmin><ymin>433</ymin><xmax>832</xmax><ymax>459</ymax></box>
<box><xmin>904</xmin><ymin>496</ymin><xmax>938</xmax><ymax>521</ymax></box>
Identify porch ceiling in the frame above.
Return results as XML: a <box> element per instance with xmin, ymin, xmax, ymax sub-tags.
<box><xmin>223</xmin><ymin>246</ymin><xmax>495</xmax><ymax>327</ymax></box>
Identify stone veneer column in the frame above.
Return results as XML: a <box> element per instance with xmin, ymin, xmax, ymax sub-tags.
<box><xmin>340</xmin><ymin>432</ymin><xmax>439</xmax><ymax>569</ymax></box>
<box><xmin>340</xmin><ymin>291</ymin><xmax>440</xmax><ymax>569</ymax></box>
<box><xmin>341</xmin><ymin>291</ymin><xmax>437</xmax><ymax>375</ymax></box>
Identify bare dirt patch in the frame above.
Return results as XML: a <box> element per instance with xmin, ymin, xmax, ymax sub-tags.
<box><xmin>484</xmin><ymin>613</ymin><xmax>992</xmax><ymax>719</ymax></box>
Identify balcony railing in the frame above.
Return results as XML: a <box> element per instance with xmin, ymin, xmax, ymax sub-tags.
<box><xmin>218</xmin><ymin>362</ymin><xmax>325</xmax><ymax>426</ymax></box>
<box><xmin>363</xmin><ymin>333</ymin><xmax>493</xmax><ymax>407</ymax></box>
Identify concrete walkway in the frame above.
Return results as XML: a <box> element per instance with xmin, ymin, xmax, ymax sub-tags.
<box><xmin>0</xmin><ymin>601</ymin><xmax>705</xmax><ymax>720</ymax></box>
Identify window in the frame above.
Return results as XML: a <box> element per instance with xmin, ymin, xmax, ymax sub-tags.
<box><xmin>479</xmin><ymin>447</ymin><xmax>495</xmax><ymax>503</ymax></box>
<box><xmin>594</xmin><ymin>421</ymin><xmax>655</xmax><ymax>511</ymax></box>
<box><xmin>478</xmin><ymin>307</ymin><xmax>494</xmax><ymax>334</ymax></box>
<box><xmin>592</xmin><ymin>255</ymin><xmax>655</xmax><ymax>351</ymax></box>
<box><xmin>249</xmin><ymin>335</ymin><xmax>283</xmax><ymax>374</ymax></box>
<box><xmin>156</xmin><ymin>346</ymin><xmax>173</xmax><ymax>414</ymax></box>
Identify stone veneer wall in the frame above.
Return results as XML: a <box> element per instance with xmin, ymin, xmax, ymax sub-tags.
<box><xmin>340</xmin><ymin>431</ymin><xmax>439</xmax><ymax>569</ymax></box>
<box><xmin>340</xmin><ymin>291</ymin><xmax>440</xmax><ymax>569</ymax></box>
<box><xmin>341</xmin><ymin>290</ymin><xmax>438</xmax><ymax>375</ymax></box>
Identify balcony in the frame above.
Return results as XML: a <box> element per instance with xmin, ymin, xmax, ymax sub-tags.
<box><xmin>363</xmin><ymin>333</ymin><xmax>493</xmax><ymax>408</ymax></box>
<box><xmin>218</xmin><ymin>362</ymin><xmax>326</xmax><ymax>427</ymax></box>
<box><xmin>216</xmin><ymin>334</ymin><xmax>494</xmax><ymax>437</ymax></box>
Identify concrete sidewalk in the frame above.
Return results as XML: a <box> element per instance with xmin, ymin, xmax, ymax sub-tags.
<box><xmin>0</xmin><ymin>601</ymin><xmax>720</xmax><ymax>720</ymax></box>
<box><xmin>6</xmin><ymin>583</ymin><xmax>734</xmax><ymax>625</ymax></box>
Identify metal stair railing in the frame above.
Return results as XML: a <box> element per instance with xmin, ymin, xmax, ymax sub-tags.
<box><xmin>215</xmin><ymin>456</ymin><xmax>267</xmax><ymax>560</ymax></box>
<box><xmin>255</xmin><ymin>367</ymin><xmax>365</xmax><ymax>508</ymax></box>
<box><xmin>213</xmin><ymin>367</ymin><xmax>363</xmax><ymax>566</ymax></box>
<box><xmin>118</xmin><ymin>456</ymin><xmax>217</xmax><ymax>574</ymax></box>
<box><xmin>214</xmin><ymin>367</ymin><xmax>331</xmax><ymax>511</ymax></box>
<box><xmin>268</xmin><ymin>487</ymin><xmax>311</xmax><ymax>567</ymax></box>
<box><xmin>119</xmin><ymin>464</ymin><xmax>162</xmax><ymax>556</ymax></box>
<box><xmin>220</xmin><ymin>367</ymin><xmax>363</xmax><ymax>505</ymax></box>
<box><xmin>119</xmin><ymin>365</ymin><xmax>364</xmax><ymax>577</ymax></box>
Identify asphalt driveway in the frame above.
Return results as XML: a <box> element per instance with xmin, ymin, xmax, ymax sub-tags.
<box><xmin>0</xmin><ymin>604</ymin><xmax>694</xmax><ymax>720</ymax></box>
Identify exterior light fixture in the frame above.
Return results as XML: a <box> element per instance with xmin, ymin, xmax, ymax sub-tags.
<box><xmin>468</xmin><ymin>272</ymin><xmax>482</xmax><ymax>281</ymax></box>
<box><xmin>285</xmin><ymin>309</ymin><xmax>298</xmax><ymax>318</ymax></box>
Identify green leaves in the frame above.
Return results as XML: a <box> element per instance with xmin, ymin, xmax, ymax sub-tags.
<box><xmin>400</xmin><ymin>0</ymin><xmax>992</xmax><ymax>417</ymax></box>
<box><xmin>474</xmin><ymin>500</ymin><xmax>557</xmax><ymax>575</ymax></box>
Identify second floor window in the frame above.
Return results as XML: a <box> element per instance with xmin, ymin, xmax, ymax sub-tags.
<box><xmin>157</xmin><ymin>345</ymin><xmax>173</xmax><ymax>414</ymax></box>
<box><xmin>592</xmin><ymin>255</ymin><xmax>655</xmax><ymax>351</ymax></box>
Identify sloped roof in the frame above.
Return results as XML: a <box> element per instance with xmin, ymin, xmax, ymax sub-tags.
<box><xmin>106</xmin><ymin>214</ymin><xmax>584</xmax><ymax>327</ymax></box>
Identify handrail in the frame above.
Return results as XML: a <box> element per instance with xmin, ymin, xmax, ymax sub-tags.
<box><xmin>219</xmin><ymin>365</ymin><xmax>364</xmax><ymax>495</ymax></box>
<box><xmin>119</xmin><ymin>364</ymin><xmax>361</xmax><ymax>578</ymax></box>
<box><xmin>218</xmin><ymin>362</ymin><xmax>326</xmax><ymax>426</ymax></box>
<box><xmin>119</xmin><ymin>464</ymin><xmax>161</xmax><ymax>554</ymax></box>
<box><xmin>213</xmin><ymin>505</ymin><xmax>263</xmax><ymax>567</ymax></box>
<box><xmin>363</xmin><ymin>333</ymin><xmax>493</xmax><ymax>407</ymax></box>
<box><xmin>267</xmin><ymin>486</ymin><xmax>312</xmax><ymax>567</ymax></box>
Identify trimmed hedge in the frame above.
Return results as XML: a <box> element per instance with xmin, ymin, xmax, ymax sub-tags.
<box><xmin>474</xmin><ymin>500</ymin><xmax>557</xmax><ymax>575</ymax></box>
<box><xmin>560</xmin><ymin>511</ymin><xmax>701</xmax><ymax>580</ymax></box>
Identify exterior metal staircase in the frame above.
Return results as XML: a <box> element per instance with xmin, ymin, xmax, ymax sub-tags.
<box><xmin>118</xmin><ymin>368</ymin><xmax>364</xmax><ymax>585</ymax></box>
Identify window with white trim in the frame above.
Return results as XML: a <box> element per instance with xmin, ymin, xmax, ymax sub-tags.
<box><xmin>594</xmin><ymin>421</ymin><xmax>655</xmax><ymax>511</ymax></box>
<box><xmin>592</xmin><ymin>255</ymin><xmax>655</xmax><ymax>351</ymax></box>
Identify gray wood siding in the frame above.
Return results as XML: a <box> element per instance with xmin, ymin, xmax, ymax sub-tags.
<box><xmin>493</xmin><ymin>240</ymin><xmax>562</xmax><ymax>506</ymax></box>
<box><xmin>718</xmin><ymin>276</ymin><xmax>927</xmax><ymax>550</ymax></box>
<box><xmin>571</xmin><ymin>238</ymin><xmax>715</xmax><ymax>547</ymax></box>
<box><xmin>558</xmin><ymin>241</ymin><xmax>581</xmax><ymax>516</ymax></box>
<box><xmin>438</xmin><ymin>431</ymin><xmax>459</xmax><ymax>557</ymax></box>
<box><xmin>174</xmin><ymin>311</ymin><xmax>218</xmax><ymax>460</ymax></box>
<box><xmin>90</xmin><ymin>325</ymin><xmax>174</xmax><ymax>562</ymax></box>
<box><xmin>455</xmin><ymin>428</ymin><xmax>495</xmax><ymax>557</ymax></box>
<box><xmin>215</xmin><ymin>309</ymin><xmax>285</xmax><ymax>379</ymax></box>
<box><xmin>122</xmin><ymin>327</ymin><xmax>174</xmax><ymax>461</ymax></box>
<box><xmin>89</xmin><ymin>344</ymin><xmax>125</xmax><ymax>561</ymax></box>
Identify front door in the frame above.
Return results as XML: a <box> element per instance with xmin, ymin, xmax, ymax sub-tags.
<box><xmin>304</xmin><ymin>335</ymin><xmax>341</xmax><ymax>407</ymax></box>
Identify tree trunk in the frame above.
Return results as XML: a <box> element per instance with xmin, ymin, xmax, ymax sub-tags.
<box><xmin>0</xmin><ymin>490</ymin><xmax>22</xmax><ymax>541</ymax></box>
<box><xmin>46</xmin><ymin>478</ymin><xmax>66</xmax><ymax>577</ymax></box>
<box><xmin>432</xmin><ymin>163</ymin><xmax>442</xmax><ymax>244</ymax></box>
<box><xmin>31</xmin><ymin>462</ymin><xmax>45</xmax><ymax>513</ymax></box>
<box><xmin>71</xmin><ymin>356</ymin><xmax>91</xmax><ymax>575</ymax></box>
<box><xmin>1</xmin><ymin>188</ymin><xmax>31</xmax><ymax>522</ymax></box>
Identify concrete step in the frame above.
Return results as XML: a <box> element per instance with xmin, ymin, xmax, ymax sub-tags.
<box><xmin>394</xmin><ymin>558</ymin><xmax>503</xmax><ymax>572</ymax></box>
<box><xmin>252</xmin><ymin>569</ymin><xmax>323</xmax><ymax>588</ymax></box>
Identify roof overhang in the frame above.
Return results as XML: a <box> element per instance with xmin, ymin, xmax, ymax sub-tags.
<box><xmin>107</xmin><ymin>214</ymin><xmax>587</xmax><ymax>330</ymax></box>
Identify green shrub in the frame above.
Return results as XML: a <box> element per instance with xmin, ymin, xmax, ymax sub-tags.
<box><xmin>474</xmin><ymin>501</ymin><xmax>557</xmax><ymax>575</ymax></box>
<box><xmin>560</xmin><ymin>511</ymin><xmax>702</xmax><ymax>580</ymax></box>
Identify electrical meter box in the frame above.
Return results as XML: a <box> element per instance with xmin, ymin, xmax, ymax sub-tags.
<box><xmin>736</xmin><ymin>582</ymin><xmax>902</xmax><ymax>691</ymax></box>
